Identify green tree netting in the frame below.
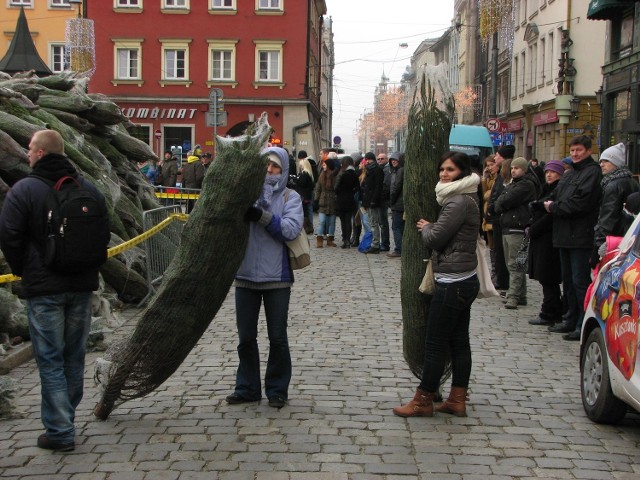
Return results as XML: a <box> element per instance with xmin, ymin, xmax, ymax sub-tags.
<box><xmin>401</xmin><ymin>66</ymin><xmax>455</xmax><ymax>381</ymax></box>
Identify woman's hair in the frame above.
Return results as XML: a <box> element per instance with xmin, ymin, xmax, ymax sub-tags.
<box><xmin>319</xmin><ymin>162</ymin><xmax>335</xmax><ymax>189</ymax></box>
<box><xmin>340</xmin><ymin>156</ymin><xmax>354</xmax><ymax>171</ymax></box>
<box><xmin>501</xmin><ymin>158</ymin><xmax>512</xmax><ymax>182</ymax></box>
<box><xmin>483</xmin><ymin>154</ymin><xmax>496</xmax><ymax>168</ymax></box>
<box><xmin>438</xmin><ymin>151</ymin><xmax>471</xmax><ymax>180</ymax></box>
<box><xmin>298</xmin><ymin>157</ymin><xmax>313</xmax><ymax>176</ymax></box>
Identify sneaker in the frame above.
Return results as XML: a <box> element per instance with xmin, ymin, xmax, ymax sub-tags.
<box><xmin>364</xmin><ymin>247</ymin><xmax>380</xmax><ymax>254</ymax></box>
<box><xmin>37</xmin><ymin>434</ymin><xmax>75</xmax><ymax>452</ymax></box>
<box><xmin>548</xmin><ymin>321</ymin><xmax>574</xmax><ymax>333</ymax></box>
<box><xmin>268</xmin><ymin>396</ymin><xmax>286</xmax><ymax>409</ymax></box>
<box><xmin>504</xmin><ymin>297</ymin><xmax>519</xmax><ymax>309</ymax></box>
<box><xmin>225</xmin><ymin>393</ymin><xmax>261</xmax><ymax>404</ymax></box>
<box><xmin>386</xmin><ymin>251</ymin><xmax>401</xmax><ymax>258</ymax></box>
<box><xmin>528</xmin><ymin>316</ymin><xmax>554</xmax><ymax>326</ymax></box>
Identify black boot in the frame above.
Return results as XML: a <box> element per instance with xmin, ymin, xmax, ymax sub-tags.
<box><xmin>351</xmin><ymin>225</ymin><xmax>362</xmax><ymax>247</ymax></box>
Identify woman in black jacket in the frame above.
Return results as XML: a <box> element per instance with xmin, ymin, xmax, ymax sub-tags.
<box><xmin>527</xmin><ymin>160</ymin><xmax>565</xmax><ymax>326</ymax></box>
<box><xmin>334</xmin><ymin>156</ymin><xmax>360</xmax><ymax>248</ymax></box>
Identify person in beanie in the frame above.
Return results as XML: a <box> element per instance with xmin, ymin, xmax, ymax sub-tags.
<box><xmin>387</xmin><ymin>152</ymin><xmax>405</xmax><ymax>257</ymax></box>
<box><xmin>592</xmin><ymin>143</ymin><xmax>639</xmax><ymax>267</ymax></box>
<box><xmin>0</xmin><ymin>130</ymin><xmax>109</xmax><ymax>451</ymax></box>
<box><xmin>527</xmin><ymin>160</ymin><xmax>566</xmax><ymax>326</ymax></box>
<box><xmin>495</xmin><ymin>157</ymin><xmax>540</xmax><ymax>309</ymax></box>
<box><xmin>228</xmin><ymin>146</ymin><xmax>303</xmax><ymax>409</ymax></box>
<box><xmin>544</xmin><ymin>135</ymin><xmax>602</xmax><ymax>341</ymax></box>
<box><xmin>486</xmin><ymin>144</ymin><xmax>515</xmax><ymax>290</ymax></box>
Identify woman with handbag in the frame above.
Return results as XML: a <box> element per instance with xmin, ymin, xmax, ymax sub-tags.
<box><xmin>228</xmin><ymin>147</ymin><xmax>304</xmax><ymax>409</ymax></box>
<box><xmin>393</xmin><ymin>151</ymin><xmax>480</xmax><ymax>418</ymax></box>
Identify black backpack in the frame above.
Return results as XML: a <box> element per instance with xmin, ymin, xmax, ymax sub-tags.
<box><xmin>35</xmin><ymin>175</ymin><xmax>109</xmax><ymax>274</ymax></box>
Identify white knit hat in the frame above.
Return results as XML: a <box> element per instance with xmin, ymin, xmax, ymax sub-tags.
<box><xmin>600</xmin><ymin>143</ymin><xmax>626</xmax><ymax>169</ymax></box>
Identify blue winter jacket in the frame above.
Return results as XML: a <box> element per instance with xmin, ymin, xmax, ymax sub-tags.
<box><xmin>235</xmin><ymin>147</ymin><xmax>304</xmax><ymax>284</ymax></box>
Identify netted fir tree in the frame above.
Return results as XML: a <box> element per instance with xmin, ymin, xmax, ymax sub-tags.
<box><xmin>401</xmin><ymin>66</ymin><xmax>455</xmax><ymax>380</ymax></box>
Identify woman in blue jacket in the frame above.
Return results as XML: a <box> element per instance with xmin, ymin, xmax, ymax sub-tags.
<box><xmin>226</xmin><ymin>146</ymin><xmax>303</xmax><ymax>409</ymax></box>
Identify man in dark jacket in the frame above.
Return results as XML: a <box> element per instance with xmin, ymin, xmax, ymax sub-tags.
<box><xmin>495</xmin><ymin>157</ymin><xmax>540</xmax><ymax>309</ymax></box>
<box><xmin>387</xmin><ymin>152</ymin><xmax>405</xmax><ymax>257</ymax></box>
<box><xmin>0</xmin><ymin>130</ymin><xmax>109</xmax><ymax>452</ymax></box>
<box><xmin>544</xmin><ymin>135</ymin><xmax>602</xmax><ymax>340</ymax></box>
<box><xmin>486</xmin><ymin>144</ymin><xmax>515</xmax><ymax>290</ymax></box>
<box><xmin>377</xmin><ymin>152</ymin><xmax>391</xmax><ymax>251</ymax></box>
<box><xmin>181</xmin><ymin>154</ymin><xmax>205</xmax><ymax>213</ymax></box>
<box><xmin>361</xmin><ymin>151</ymin><xmax>384</xmax><ymax>253</ymax></box>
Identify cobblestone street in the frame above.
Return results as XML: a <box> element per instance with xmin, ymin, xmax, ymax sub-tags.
<box><xmin>2</xmin><ymin>228</ymin><xmax>640</xmax><ymax>479</ymax></box>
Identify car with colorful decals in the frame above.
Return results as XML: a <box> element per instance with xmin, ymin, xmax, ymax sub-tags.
<box><xmin>580</xmin><ymin>213</ymin><xmax>640</xmax><ymax>424</ymax></box>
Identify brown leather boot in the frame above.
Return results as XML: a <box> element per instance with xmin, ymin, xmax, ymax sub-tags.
<box><xmin>316</xmin><ymin>236</ymin><xmax>324</xmax><ymax>248</ymax></box>
<box><xmin>435</xmin><ymin>386</ymin><xmax>468</xmax><ymax>417</ymax></box>
<box><xmin>327</xmin><ymin>236</ymin><xmax>337</xmax><ymax>247</ymax></box>
<box><xmin>392</xmin><ymin>388</ymin><xmax>434</xmax><ymax>417</ymax></box>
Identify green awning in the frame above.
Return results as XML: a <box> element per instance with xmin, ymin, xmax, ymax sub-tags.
<box><xmin>587</xmin><ymin>0</ymin><xmax>636</xmax><ymax>21</ymax></box>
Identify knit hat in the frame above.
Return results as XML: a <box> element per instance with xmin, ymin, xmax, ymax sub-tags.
<box><xmin>600</xmin><ymin>142</ymin><xmax>626</xmax><ymax>169</ymax></box>
<box><xmin>364</xmin><ymin>152</ymin><xmax>376</xmax><ymax>161</ymax></box>
<box><xmin>297</xmin><ymin>150</ymin><xmax>307</xmax><ymax>159</ymax></box>
<box><xmin>562</xmin><ymin>157</ymin><xmax>572</xmax><ymax>165</ymax></box>
<box><xmin>187</xmin><ymin>155</ymin><xmax>200</xmax><ymax>164</ymax></box>
<box><xmin>511</xmin><ymin>157</ymin><xmax>528</xmax><ymax>171</ymax></box>
<box><xmin>497</xmin><ymin>145</ymin><xmax>515</xmax><ymax>159</ymax></box>
<box><xmin>544</xmin><ymin>160</ymin><xmax>565</xmax><ymax>175</ymax></box>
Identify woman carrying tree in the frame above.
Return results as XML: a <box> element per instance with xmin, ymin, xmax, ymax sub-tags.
<box><xmin>393</xmin><ymin>151</ymin><xmax>480</xmax><ymax>418</ymax></box>
<box><xmin>226</xmin><ymin>146</ymin><xmax>303</xmax><ymax>409</ymax></box>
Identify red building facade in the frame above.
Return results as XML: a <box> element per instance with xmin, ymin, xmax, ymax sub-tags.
<box><xmin>88</xmin><ymin>0</ymin><xmax>328</xmax><ymax>161</ymax></box>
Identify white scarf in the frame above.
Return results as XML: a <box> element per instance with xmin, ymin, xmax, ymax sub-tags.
<box><xmin>434</xmin><ymin>173</ymin><xmax>480</xmax><ymax>206</ymax></box>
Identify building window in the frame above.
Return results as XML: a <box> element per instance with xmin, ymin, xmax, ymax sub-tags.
<box><xmin>164</xmin><ymin>49</ymin><xmax>186</xmax><ymax>79</ymax></box>
<box><xmin>50</xmin><ymin>0</ymin><xmax>71</xmax><ymax>6</ymax></box>
<box><xmin>116</xmin><ymin>48</ymin><xmax>140</xmax><ymax>79</ymax></box>
<box><xmin>255</xmin><ymin>0</ymin><xmax>284</xmax><ymax>14</ymax></box>
<box><xmin>254</xmin><ymin>40</ymin><xmax>285</xmax><ymax>84</ymax></box>
<box><xmin>50</xmin><ymin>44</ymin><xmax>68</xmax><ymax>72</ymax></box>
<box><xmin>258</xmin><ymin>0</ymin><xmax>281</xmax><ymax>9</ymax></box>
<box><xmin>212</xmin><ymin>0</ymin><xmax>235</xmax><ymax>8</ymax></box>
<box><xmin>163</xmin><ymin>0</ymin><xmax>188</xmax><ymax>9</ymax></box>
<box><xmin>207</xmin><ymin>40</ymin><xmax>237</xmax><ymax>85</ymax></box>
<box><xmin>612</xmin><ymin>12</ymin><xmax>635</xmax><ymax>60</ymax></box>
<box><xmin>115</xmin><ymin>0</ymin><xmax>141</xmax><ymax>7</ymax></box>
<box><xmin>10</xmin><ymin>0</ymin><xmax>32</xmax><ymax>6</ymax></box>
<box><xmin>160</xmin><ymin>39</ymin><xmax>191</xmax><ymax>84</ymax></box>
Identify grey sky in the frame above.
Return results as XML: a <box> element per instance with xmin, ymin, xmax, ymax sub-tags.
<box><xmin>325</xmin><ymin>0</ymin><xmax>454</xmax><ymax>152</ymax></box>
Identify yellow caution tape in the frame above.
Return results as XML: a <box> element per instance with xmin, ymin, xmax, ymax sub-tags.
<box><xmin>155</xmin><ymin>193</ymin><xmax>200</xmax><ymax>200</ymax></box>
<box><xmin>0</xmin><ymin>212</ymin><xmax>188</xmax><ymax>284</ymax></box>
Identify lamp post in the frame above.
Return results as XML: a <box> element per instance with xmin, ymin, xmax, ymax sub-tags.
<box><xmin>570</xmin><ymin>96</ymin><xmax>580</xmax><ymax>130</ymax></box>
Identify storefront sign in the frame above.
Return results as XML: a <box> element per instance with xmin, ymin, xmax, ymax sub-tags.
<box><xmin>506</xmin><ymin>119</ymin><xmax>523</xmax><ymax>131</ymax></box>
<box><xmin>533</xmin><ymin>111</ymin><xmax>558</xmax><ymax>126</ymax></box>
<box><xmin>120</xmin><ymin>107</ymin><xmax>199</xmax><ymax>120</ymax></box>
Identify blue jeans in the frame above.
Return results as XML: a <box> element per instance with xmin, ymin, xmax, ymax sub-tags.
<box><xmin>391</xmin><ymin>210</ymin><xmax>405</xmax><ymax>254</ymax></box>
<box><xmin>234</xmin><ymin>287</ymin><xmax>292</xmax><ymax>400</ymax></box>
<box><xmin>559</xmin><ymin>247</ymin><xmax>592</xmax><ymax>332</ymax></box>
<box><xmin>419</xmin><ymin>276</ymin><xmax>479</xmax><ymax>392</ymax></box>
<box><xmin>317</xmin><ymin>212</ymin><xmax>336</xmax><ymax>236</ymax></box>
<box><xmin>27</xmin><ymin>292</ymin><xmax>93</xmax><ymax>443</ymax></box>
<box><xmin>367</xmin><ymin>207</ymin><xmax>382</xmax><ymax>248</ymax></box>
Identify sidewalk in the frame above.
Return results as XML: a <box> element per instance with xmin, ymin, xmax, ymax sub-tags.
<box><xmin>2</xmin><ymin>231</ymin><xmax>639</xmax><ymax>479</ymax></box>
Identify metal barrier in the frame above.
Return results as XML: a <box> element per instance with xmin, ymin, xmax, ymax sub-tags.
<box><xmin>154</xmin><ymin>186</ymin><xmax>201</xmax><ymax>211</ymax></box>
<box><xmin>138</xmin><ymin>205</ymin><xmax>185</xmax><ymax>306</ymax></box>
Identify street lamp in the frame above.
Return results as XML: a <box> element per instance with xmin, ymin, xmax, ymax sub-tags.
<box><xmin>570</xmin><ymin>96</ymin><xmax>580</xmax><ymax>119</ymax></box>
<box><xmin>595</xmin><ymin>87</ymin><xmax>603</xmax><ymax>105</ymax></box>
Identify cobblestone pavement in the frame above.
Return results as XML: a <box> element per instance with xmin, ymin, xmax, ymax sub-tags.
<box><xmin>2</xmin><ymin>228</ymin><xmax>640</xmax><ymax>479</ymax></box>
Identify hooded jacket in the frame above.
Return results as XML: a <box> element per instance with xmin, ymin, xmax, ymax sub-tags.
<box><xmin>0</xmin><ymin>153</ymin><xmax>108</xmax><ymax>297</ymax></box>
<box><xmin>235</xmin><ymin>147</ymin><xmax>304</xmax><ymax>285</ymax></box>
<box><xmin>494</xmin><ymin>172</ymin><xmax>539</xmax><ymax>231</ymax></box>
<box><xmin>181</xmin><ymin>155</ymin><xmax>205</xmax><ymax>189</ymax></box>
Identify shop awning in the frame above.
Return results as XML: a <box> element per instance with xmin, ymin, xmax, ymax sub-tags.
<box><xmin>587</xmin><ymin>0</ymin><xmax>636</xmax><ymax>21</ymax></box>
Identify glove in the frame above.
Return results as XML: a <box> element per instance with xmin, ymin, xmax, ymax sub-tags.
<box><xmin>589</xmin><ymin>245</ymin><xmax>601</xmax><ymax>270</ymax></box>
<box><xmin>244</xmin><ymin>206</ymin><xmax>263</xmax><ymax>222</ymax></box>
<box><xmin>528</xmin><ymin>201</ymin><xmax>544</xmax><ymax>212</ymax></box>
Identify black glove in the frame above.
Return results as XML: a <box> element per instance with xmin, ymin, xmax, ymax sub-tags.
<box><xmin>528</xmin><ymin>201</ymin><xmax>544</xmax><ymax>212</ymax></box>
<box><xmin>244</xmin><ymin>206</ymin><xmax>263</xmax><ymax>222</ymax></box>
<box><xmin>589</xmin><ymin>245</ymin><xmax>601</xmax><ymax>270</ymax></box>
